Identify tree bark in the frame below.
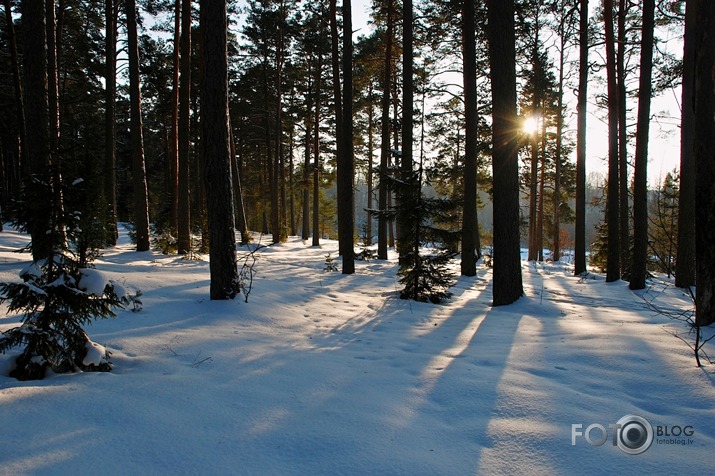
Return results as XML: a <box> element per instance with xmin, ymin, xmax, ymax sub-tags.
<box><xmin>675</xmin><ymin>0</ymin><xmax>696</xmax><ymax>289</ymax></box>
<box><xmin>340</xmin><ymin>0</ymin><xmax>355</xmax><ymax>274</ymax></box>
<box><xmin>104</xmin><ymin>0</ymin><xmax>118</xmax><ymax>244</ymax></box>
<box><xmin>527</xmin><ymin>14</ymin><xmax>542</xmax><ymax>263</ymax></box>
<box><xmin>22</xmin><ymin>0</ymin><xmax>52</xmax><ymax>261</ymax></box>
<box><xmin>553</xmin><ymin>5</ymin><xmax>568</xmax><ymax>262</ymax></box>
<box><xmin>271</xmin><ymin>0</ymin><xmax>286</xmax><ymax>244</ymax></box>
<box><xmin>377</xmin><ymin>0</ymin><xmax>394</xmax><ymax>260</ymax></box>
<box><xmin>168</xmin><ymin>0</ymin><xmax>180</xmax><ymax>237</ymax></box>
<box><xmin>46</xmin><ymin>0</ymin><xmax>59</xmax><ymax>156</ymax></box>
<box><xmin>229</xmin><ymin>126</ymin><xmax>249</xmax><ymax>245</ymax></box>
<box><xmin>487</xmin><ymin>0</ymin><xmax>523</xmax><ymax>305</ymax></box>
<box><xmin>177</xmin><ymin>0</ymin><xmax>192</xmax><ymax>254</ymax></box>
<box><xmin>302</xmin><ymin>71</ymin><xmax>312</xmax><ymax>241</ymax></box>
<box><xmin>629</xmin><ymin>0</ymin><xmax>655</xmax><ymax>290</ymax></box>
<box><xmin>461</xmin><ymin>0</ymin><xmax>479</xmax><ymax>276</ymax></box>
<box><xmin>4</xmin><ymin>0</ymin><xmax>26</xmax><ymax>180</ymax></box>
<box><xmin>617</xmin><ymin>0</ymin><xmax>630</xmax><ymax>276</ymax></box>
<box><xmin>125</xmin><ymin>0</ymin><xmax>151</xmax><ymax>251</ymax></box>
<box><xmin>574</xmin><ymin>0</ymin><xmax>588</xmax><ymax>275</ymax></box>
<box><xmin>329</xmin><ymin>0</ymin><xmax>343</xmax><ymax>242</ymax></box>
<box><xmin>603</xmin><ymin>0</ymin><xmax>621</xmax><ymax>282</ymax></box>
<box><xmin>537</xmin><ymin>119</ymin><xmax>546</xmax><ymax>261</ymax></box>
<box><xmin>693</xmin><ymin>0</ymin><xmax>715</xmax><ymax>326</ymax></box>
<box><xmin>366</xmin><ymin>84</ymin><xmax>375</xmax><ymax>246</ymax></box>
<box><xmin>21</xmin><ymin>0</ymin><xmax>49</xmax><ymax>177</ymax></box>
<box><xmin>200</xmin><ymin>0</ymin><xmax>238</xmax><ymax>300</ymax></box>
<box><xmin>312</xmin><ymin>50</ymin><xmax>322</xmax><ymax>248</ymax></box>
<box><xmin>399</xmin><ymin>0</ymin><xmax>414</xmax><ymax>265</ymax></box>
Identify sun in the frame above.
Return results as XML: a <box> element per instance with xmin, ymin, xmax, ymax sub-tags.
<box><xmin>522</xmin><ymin>115</ymin><xmax>540</xmax><ymax>135</ymax></box>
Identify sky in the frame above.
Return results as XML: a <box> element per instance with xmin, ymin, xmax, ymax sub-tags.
<box><xmin>349</xmin><ymin>0</ymin><xmax>685</xmax><ymax>187</ymax></box>
<box><xmin>228</xmin><ymin>0</ymin><xmax>683</xmax><ymax>187</ymax></box>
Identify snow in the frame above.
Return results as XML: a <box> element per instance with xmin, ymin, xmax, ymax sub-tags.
<box><xmin>83</xmin><ymin>340</ymin><xmax>107</xmax><ymax>367</ymax></box>
<box><xmin>109</xmin><ymin>280</ymin><xmax>127</xmax><ymax>300</ymax></box>
<box><xmin>19</xmin><ymin>262</ymin><xmax>41</xmax><ymax>280</ymax></box>
<box><xmin>0</xmin><ymin>225</ymin><xmax>713</xmax><ymax>474</ymax></box>
<box><xmin>78</xmin><ymin>268</ymin><xmax>108</xmax><ymax>296</ymax></box>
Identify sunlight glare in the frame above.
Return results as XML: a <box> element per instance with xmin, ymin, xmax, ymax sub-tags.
<box><xmin>522</xmin><ymin>115</ymin><xmax>539</xmax><ymax>135</ymax></box>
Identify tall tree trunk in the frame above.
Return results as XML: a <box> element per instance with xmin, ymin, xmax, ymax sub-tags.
<box><xmin>302</xmin><ymin>72</ymin><xmax>312</xmax><ymax>241</ymax></box>
<box><xmin>177</xmin><ymin>0</ymin><xmax>192</xmax><ymax>254</ymax></box>
<box><xmin>272</xmin><ymin>0</ymin><xmax>286</xmax><ymax>244</ymax></box>
<box><xmin>528</xmin><ymin>127</ymin><xmax>539</xmax><ymax>261</ymax></box>
<box><xmin>330</xmin><ymin>0</ymin><xmax>346</xmax><ymax>256</ymax></box>
<box><xmin>200</xmin><ymin>0</ymin><xmax>238</xmax><ymax>300</ymax></box>
<box><xmin>694</xmin><ymin>0</ymin><xmax>715</xmax><ymax>326</ymax></box>
<box><xmin>168</xmin><ymin>0</ymin><xmax>180</xmax><ymax>237</ymax></box>
<box><xmin>617</xmin><ymin>0</ymin><xmax>630</xmax><ymax>276</ymax></box>
<box><xmin>461</xmin><ymin>0</ymin><xmax>479</xmax><ymax>276</ymax></box>
<box><xmin>487</xmin><ymin>0</ymin><xmax>523</xmax><ymax>305</ymax></box>
<box><xmin>46</xmin><ymin>0</ymin><xmax>66</xmax><ymax>250</ymax></box>
<box><xmin>104</xmin><ymin>0</ymin><xmax>118</xmax><ymax>244</ymax></box>
<box><xmin>125</xmin><ymin>0</ymin><xmax>151</xmax><ymax>252</ymax></box>
<box><xmin>391</xmin><ymin>73</ymin><xmax>400</xmax><ymax>245</ymax></box>
<box><xmin>676</xmin><ymin>0</ymin><xmax>696</xmax><ymax>289</ymax></box>
<box><xmin>377</xmin><ymin>0</ymin><xmax>394</xmax><ymax>260</ymax></box>
<box><xmin>527</xmin><ymin>14</ymin><xmax>541</xmax><ymax>263</ymax></box>
<box><xmin>399</xmin><ymin>0</ymin><xmax>414</xmax><ymax>265</ymax></box>
<box><xmin>46</xmin><ymin>0</ymin><xmax>59</xmax><ymax>156</ymax></box>
<box><xmin>313</xmin><ymin>51</ymin><xmax>322</xmax><ymax>248</ymax></box>
<box><xmin>22</xmin><ymin>0</ymin><xmax>52</xmax><ymax>261</ymax></box>
<box><xmin>340</xmin><ymin>0</ymin><xmax>355</xmax><ymax>274</ymax></box>
<box><xmin>22</xmin><ymin>0</ymin><xmax>49</xmax><ymax>177</ymax></box>
<box><xmin>603</xmin><ymin>0</ymin><xmax>621</xmax><ymax>282</ymax></box>
<box><xmin>230</xmin><ymin>126</ymin><xmax>249</xmax><ymax>245</ymax></box>
<box><xmin>574</xmin><ymin>0</ymin><xmax>588</xmax><ymax>275</ymax></box>
<box><xmin>288</xmin><ymin>117</ymin><xmax>296</xmax><ymax>237</ymax></box>
<box><xmin>553</xmin><ymin>7</ymin><xmax>567</xmax><ymax>262</ymax></box>
<box><xmin>366</xmin><ymin>87</ymin><xmax>374</xmax><ymax>246</ymax></box>
<box><xmin>629</xmin><ymin>0</ymin><xmax>655</xmax><ymax>290</ymax></box>
<box><xmin>4</xmin><ymin>0</ymin><xmax>26</xmax><ymax>177</ymax></box>
<box><xmin>537</xmin><ymin>119</ymin><xmax>546</xmax><ymax>261</ymax></box>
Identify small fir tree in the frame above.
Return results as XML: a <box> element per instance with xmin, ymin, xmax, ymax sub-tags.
<box><xmin>390</xmin><ymin>165</ymin><xmax>460</xmax><ymax>303</ymax></box>
<box><xmin>649</xmin><ymin>171</ymin><xmax>679</xmax><ymax>277</ymax></box>
<box><xmin>0</xmin><ymin>174</ymin><xmax>139</xmax><ymax>380</ymax></box>
<box><xmin>589</xmin><ymin>220</ymin><xmax>608</xmax><ymax>273</ymax></box>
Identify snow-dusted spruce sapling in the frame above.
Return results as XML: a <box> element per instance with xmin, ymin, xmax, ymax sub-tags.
<box><xmin>324</xmin><ymin>253</ymin><xmax>339</xmax><ymax>272</ymax></box>
<box><xmin>0</xmin><ymin>173</ymin><xmax>140</xmax><ymax>380</ymax></box>
<box><xmin>387</xmin><ymin>165</ymin><xmax>460</xmax><ymax>303</ymax></box>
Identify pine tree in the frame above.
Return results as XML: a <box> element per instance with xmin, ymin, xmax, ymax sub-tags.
<box><xmin>0</xmin><ymin>176</ymin><xmax>139</xmax><ymax>380</ymax></box>
<box><xmin>676</xmin><ymin>0</ymin><xmax>696</xmax><ymax>289</ymax></box>
<box><xmin>649</xmin><ymin>172</ymin><xmax>679</xmax><ymax>277</ymax></box>
<box><xmin>629</xmin><ymin>0</ymin><xmax>656</xmax><ymax>291</ymax></box>
<box><xmin>125</xmin><ymin>0</ymin><xmax>151</xmax><ymax>252</ymax></box>
<box><xmin>201</xmin><ymin>0</ymin><xmax>240</xmax><ymax>300</ymax></box>
<box><xmin>574</xmin><ymin>0</ymin><xmax>589</xmax><ymax>275</ymax></box>
<box><xmin>461</xmin><ymin>0</ymin><xmax>480</xmax><ymax>276</ymax></box>
<box><xmin>487</xmin><ymin>0</ymin><xmax>523</xmax><ymax>305</ymax></box>
<box><xmin>389</xmin><ymin>166</ymin><xmax>459</xmax><ymax>303</ymax></box>
<box><xmin>692</xmin><ymin>0</ymin><xmax>715</xmax><ymax>326</ymax></box>
<box><xmin>603</xmin><ymin>0</ymin><xmax>621</xmax><ymax>282</ymax></box>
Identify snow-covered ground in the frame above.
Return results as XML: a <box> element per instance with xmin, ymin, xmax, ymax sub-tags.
<box><xmin>1</xmin><ymin>226</ymin><xmax>713</xmax><ymax>475</ymax></box>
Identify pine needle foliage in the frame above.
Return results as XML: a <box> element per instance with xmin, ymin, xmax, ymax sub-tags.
<box><xmin>0</xmin><ymin>173</ymin><xmax>140</xmax><ymax>380</ymax></box>
<box><xmin>391</xmin><ymin>167</ymin><xmax>460</xmax><ymax>303</ymax></box>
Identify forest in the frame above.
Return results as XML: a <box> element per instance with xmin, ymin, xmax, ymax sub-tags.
<box><xmin>1</xmin><ymin>1</ymin><xmax>715</xmax><ymax>472</ymax></box>
<box><xmin>0</xmin><ymin>0</ymin><xmax>715</xmax><ymax>367</ymax></box>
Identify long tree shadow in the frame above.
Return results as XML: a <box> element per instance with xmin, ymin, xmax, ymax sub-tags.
<box><xmin>183</xmin><ymin>275</ymin><xmax>530</xmax><ymax>474</ymax></box>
